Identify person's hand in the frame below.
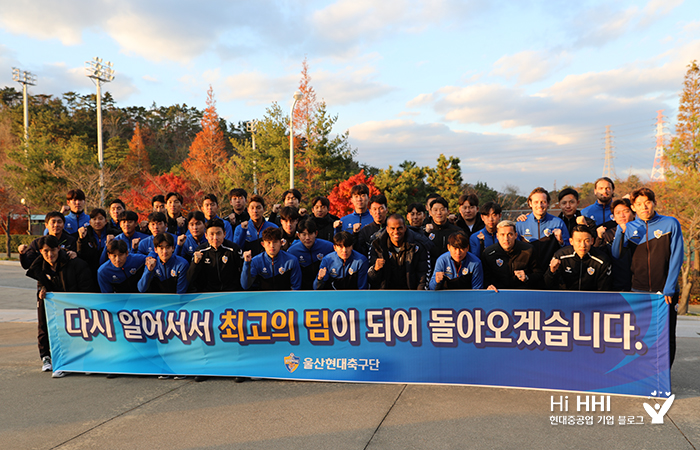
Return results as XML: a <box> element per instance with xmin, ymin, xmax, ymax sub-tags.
<box><xmin>299</xmin><ymin>208</ymin><xmax>307</xmax><ymax>216</ymax></box>
<box><xmin>18</xmin><ymin>244</ymin><xmax>28</xmax><ymax>254</ymax></box>
<box><xmin>514</xmin><ymin>270</ymin><xmax>527</xmax><ymax>282</ymax></box>
<box><xmin>448</xmin><ymin>214</ymin><xmax>457</xmax><ymax>223</ymax></box>
<box><xmin>78</xmin><ymin>227</ymin><xmax>88</xmax><ymax>239</ymax></box>
<box><xmin>145</xmin><ymin>257</ymin><xmax>156</xmax><ymax>271</ymax></box>
<box><xmin>38</xmin><ymin>287</ymin><xmax>47</xmax><ymax>300</ymax></box>
<box><xmin>549</xmin><ymin>258</ymin><xmax>561</xmax><ymax>274</ymax></box>
<box><xmin>66</xmin><ymin>251</ymin><xmax>77</xmax><ymax>259</ymax></box>
<box><xmin>352</xmin><ymin>223</ymin><xmax>362</xmax><ymax>233</ymax></box>
<box><xmin>177</xmin><ymin>234</ymin><xmax>187</xmax><ymax>246</ymax></box>
<box><xmin>176</xmin><ymin>216</ymin><xmax>185</xmax><ymax>227</ymax></box>
<box><xmin>435</xmin><ymin>271</ymin><xmax>445</xmax><ymax>283</ymax></box>
<box><xmin>106</xmin><ymin>234</ymin><xmax>115</xmax><ymax>244</ymax></box>
<box><xmin>597</xmin><ymin>226</ymin><xmax>605</xmax><ymax>239</ymax></box>
<box><xmin>516</xmin><ymin>214</ymin><xmax>527</xmax><ymax>222</ymax></box>
<box><xmin>132</xmin><ymin>238</ymin><xmax>141</xmax><ymax>250</ymax></box>
<box><xmin>576</xmin><ymin>216</ymin><xmax>587</xmax><ymax>225</ymax></box>
<box><xmin>317</xmin><ymin>267</ymin><xmax>327</xmax><ymax>280</ymax></box>
<box><xmin>272</xmin><ymin>204</ymin><xmax>281</xmax><ymax>213</ymax></box>
<box><xmin>477</xmin><ymin>232</ymin><xmax>485</xmax><ymax>241</ymax></box>
<box><xmin>333</xmin><ymin>220</ymin><xmax>342</xmax><ymax>229</ymax></box>
<box><xmin>139</xmin><ymin>220</ymin><xmax>148</xmax><ymax>229</ymax></box>
<box><xmin>425</xmin><ymin>223</ymin><xmax>434</xmax><ymax>233</ymax></box>
<box><xmin>553</xmin><ymin>228</ymin><xmax>563</xmax><ymax>244</ymax></box>
<box><xmin>243</xmin><ymin>250</ymin><xmax>252</xmax><ymax>262</ymax></box>
<box><xmin>193</xmin><ymin>251</ymin><xmax>203</xmax><ymax>264</ymax></box>
<box><xmin>241</xmin><ymin>221</ymin><xmax>249</xmax><ymax>230</ymax></box>
<box><xmin>665</xmin><ymin>295</ymin><xmax>673</xmax><ymax>305</ymax></box>
<box><xmin>228</xmin><ymin>213</ymin><xmax>236</xmax><ymax>225</ymax></box>
<box><xmin>374</xmin><ymin>257</ymin><xmax>385</xmax><ymax>271</ymax></box>
<box><xmin>60</xmin><ymin>205</ymin><xmax>70</xmax><ymax>215</ymax></box>
<box><xmin>487</xmin><ymin>285</ymin><xmax>499</xmax><ymax>292</ymax></box>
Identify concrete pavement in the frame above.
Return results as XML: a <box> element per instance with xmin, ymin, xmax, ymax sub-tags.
<box><xmin>1</xmin><ymin>262</ymin><xmax>699</xmax><ymax>449</ymax></box>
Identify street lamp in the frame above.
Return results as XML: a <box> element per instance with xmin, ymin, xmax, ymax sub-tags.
<box><xmin>11</xmin><ymin>67</ymin><xmax>37</xmax><ymax>153</ymax></box>
<box><xmin>289</xmin><ymin>91</ymin><xmax>303</xmax><ymax>189</ymax></box>
<box><xmin>85</xmin><ymin>57</ymin><xmax>115</xmax><ymax>207</ymax></box>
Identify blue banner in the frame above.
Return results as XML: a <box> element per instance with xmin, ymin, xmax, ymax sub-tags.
<box><xmin>45</xmin><ymin>290</ymin><xmax>669</xmax><ymax>397</ymax></box>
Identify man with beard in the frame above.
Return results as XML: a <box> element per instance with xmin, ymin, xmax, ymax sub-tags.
<box><xmin>581</xmin><ymin>177</ymin><xmax>616</xmax><ymax>228</ymax></box>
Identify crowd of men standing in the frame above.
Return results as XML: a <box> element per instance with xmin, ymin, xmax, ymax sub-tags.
<box><xmin>19</xmin><ymin>176</ymin><xmax>684</xmax><ymax>378</ymax></box>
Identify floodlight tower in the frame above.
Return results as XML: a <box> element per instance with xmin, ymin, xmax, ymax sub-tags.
<box><xmin>602</xmin><ymin>125</ymin><xmax>616</xmax><ymax>179</ymax></box>
<box><xmin>11</xmin><ymin>67</ymin><xmax>37</xmax><ymax>152</ymax></box>
<box><xmin>246</xmin><ymin>120</ymin><xmax>259</xmax><ymax>194</ymax></box>
<box><xmin>650</xmin><ymin>110</ymin><xmax>666</xmax><ymax>182</ymax></box>
<box><xmin>85</xmin><ymin>57</ymin><xmax>115</xmax><ymax>207</ymax></box>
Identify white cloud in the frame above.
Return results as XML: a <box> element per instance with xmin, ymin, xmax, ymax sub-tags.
<box><xmin>491</xmin><ymin>50</ymin><xmax>571</xmax><ymax>85</ymax></box>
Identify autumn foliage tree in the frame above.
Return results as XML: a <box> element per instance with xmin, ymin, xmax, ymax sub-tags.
<box><xmin>661</xmin><ymin>60</ymin><xmax>700</xmax><ymax>311</ymax></box>
<box><xmin>123</xmin><ymin>123</ymin><xmax>151</xmax><ymax>182</ymax></box>
<box><xmin>182</xmin><ymin>86</ymin><xmax>227</xmax><ymax>194</ymax></box>
<box><xmin>121</xmin><ymin>173</ymin><xmax>198</xmax><ymax>221</ymax></box>
<box><xmin>327</xmin><ymin>170</ymin><xmax>381</xmax><ymax>217</ymax></box>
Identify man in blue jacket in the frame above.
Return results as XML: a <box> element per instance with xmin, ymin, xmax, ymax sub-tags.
<box><xmin>138</xmin><ymin>233</ymin><xmax>190</xmax><ymax>294</ymax></box>
<box><xmin>287</xmin><ymin>219</ymin><xmax>334</xmax><ymax>290</ymax></box>
<box><xmin>97</xmin><ymin>240</ymin><xmax>147</xmax><ymax>293</ymax></box>
<box><xmin>241</xmin><ymin>227</ymin><xmax>301</xmax><ymax>290</ymax></box>
<box><xmin>430</xmin><ymin>231</ymin><xmax>483</xmax><ymax>290</ymax></box>
<box><xmin>581</xmin><ymin>177</ymin><xmax>615</xmax><ymax>227</ymax></box>
<box><xmin>612</xmin><ymin>187</ymin><xmax>683</xmax><ymax>366</ymax></box>
<box><xmin>335</xmin><ymin>184</ymin><xmax>374</xmax><ymax>234</ymax></box>
<box><xmin>314</xmin><ymin>231</ymin><xmax>369</xmax><ymax>290</ymax></box>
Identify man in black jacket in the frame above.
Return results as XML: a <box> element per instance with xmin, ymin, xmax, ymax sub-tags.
<box><xmin>424</xmin><ymin>197</ymin><xmax>462</xmax><ymax>259</ymax></box>
<box><xmin>544</xmin><ymin>224</ymin><xmax>612</xmax><ymax>291</ymax></box>
<box><xmin>26</xmin><ymin>235</ymin><xmax>95</xmax><ymax>377</ymax></box>
<box><xmin>483</xmin><ymin>220</ymin><xmax>542</xmax><ymax>290</ymax></box>
<box><xmin>368</xmin><ymin>214</ymin><xmax>430</xmax><ymax>290</ymax></box>
<box><xmin>187</xmin><ymin>219</ymin><xmax>243</xmax><ymax>292</ymax></box>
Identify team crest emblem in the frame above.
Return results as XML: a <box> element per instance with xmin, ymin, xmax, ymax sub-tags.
<box><xmin>316</xmin><ymin>253</ymin><xmax>324</xmax><ymax>260</ymax></box>
<box><xmin>349</xmin><ymin>268</ymin><xmax>354</xmax><ymax>275</ymax></box>
<box><xmin>654</xmin><ymin>230</ymin><xmax>662</xmax><ymax>239</ymax></box>
<box><xmin>587</xmin><ymin>267</ymin><xmax>595</xmax><ymax>275</ymax></box>
<box><xmin>429</xmin><ymin>233</ymin><xmax>435</xmax><ymax>240</ymax></box>
<box><xmin>496</xmin><ymin>259</ymin><xmax>503</xmax><ymax>267</ymax></box>
<box><xmin>156</xmin><ymin>269</ymin><xmax>161</xmax><ymax>276</ymax></box>
<box><xmin>130</xmin><ymin>268</ymin><xmax>137</xmax><ymax>274</ymax></box>
<box><xmin>222</xmin><ymin>255</ymin><xmax>228</xmax><ymax>264</ymax></box>
<box><xmin>45</xmin><ymin>274</ymin><xmax>52</xmax><ymax>280</ymax></box>
<box><xmin>279</xmin><ymin>267</ymin><xmax>285</xmax><ymax>274</ymax></box>
<box><xmin>462</xmin><ymin>268</ymin><xmax>469</xmax><ymax>275</ymax></box>
<box><xmin>284</xmin><ymin>353</ymin><xmax>300</xmax><ymax>373</ymax></box>
<box><xmin>170</xmin><ymin>269</ymin><xmax>177</xmax><ymax>277</ymax></box>
<box><xmin>543</xmin><ymin>228</ymin><xmax>551</xmax><ymax>237</ymax></box>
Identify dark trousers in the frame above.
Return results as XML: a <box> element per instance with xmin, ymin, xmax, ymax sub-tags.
<box><xmin>37</xmin><ymin>294</ymin><xmax>50</xmax><ymax>359</ymax></box>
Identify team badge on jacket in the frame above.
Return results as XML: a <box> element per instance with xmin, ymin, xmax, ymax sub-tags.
<box><xmin>278</xmin><ymin>267</ymin><xmax>285</xmax><ymax>274</ymax></box>
<box><xmin>316</xmin><ymin>253</ymin><xmax>324</xmax><ymax>260</ymax></box>
<box><xmin>170</xmin><ymin>269</ymin><xmax>177</xmax><ymax>277</ymax></box>
<box><xmin>587</xmin><ymin>267</ymin><xmax>595</xmax><ymax>275</ymax></box>
<box><xmin>496</xmin><ymin>259</ymin><xmax>503</xmax><ymax>267</ymax></box>
<box><xmin>654</xmin><ymin>229</ymin><xmax>663</xmax><ymax>239</ymax></box>
<box><xmin>462</xmin><ymin>268</ymin><xmax>469</xmax><ymax>275</ymax></box>
<box><xmin>543</xmin><ymin>228</ymin><xmax>551</xmax><ymax>237</ymax></box>
<box><xmin>222</xmin><ymin>256</ymin><xmax>228</xmax><ymax>264</ymax></box>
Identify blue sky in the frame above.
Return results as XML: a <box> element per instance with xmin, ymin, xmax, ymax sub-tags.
<box><xmin>1</xmin><ymin>0</ymin><xmax>698</xmax><ymax>195</ymax></box>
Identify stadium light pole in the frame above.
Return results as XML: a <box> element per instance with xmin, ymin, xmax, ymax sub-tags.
<box><xmin>246</xmin><ymin>120</ymin><xmax>259</xmax><ymax>194</ymax></box>
<box><xmin>85</xmin><ymin>57</ymin><xmax>115</xmax><ymax>207</ymax></box>
<box><xmin>11</xmin><ymin>68</ymin><xmax>37</xmax><ymax>154</ymax></box>
<box><xmin>289</xmin><ymin>91</ymin><xmax>303</xmax><ymax>189</ymax></box>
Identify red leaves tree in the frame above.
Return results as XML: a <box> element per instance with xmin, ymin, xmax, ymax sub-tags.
<box><xmin>182</xmin><ymin>86</ymin><xmax>227</xmax><ymax>193</ymax></box>
<box><xmin>120</xmin><ymin>173</ymin><xmax>198</xmax><ymax>222</ymax></box>
<box><xmin>327</xmin><ymin>170</ymin><xmax>381</xmax><ymax>217</ymax></box>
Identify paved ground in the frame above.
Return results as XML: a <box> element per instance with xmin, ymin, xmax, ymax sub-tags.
<box><xmin>1</xmin><ymin>261</ymin><xmax>699</xmax><ymax>450</ymax></box>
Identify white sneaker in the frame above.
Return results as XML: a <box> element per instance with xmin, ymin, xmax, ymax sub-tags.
<box><xmin>41</xmin><ymin>356</ymin><xmax>52</xmax><ymax>372</ymax></box>
<box><xmin>52</xmin><ymin>370</ymin><xmax>65</xmax><ymax>378</ymax></box>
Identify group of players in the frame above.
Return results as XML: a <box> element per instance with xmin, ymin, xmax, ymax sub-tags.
<box><xmin>19</xmin><ymin>176</ymin><xmax>684</xmax><ymax>378</ymax></box>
